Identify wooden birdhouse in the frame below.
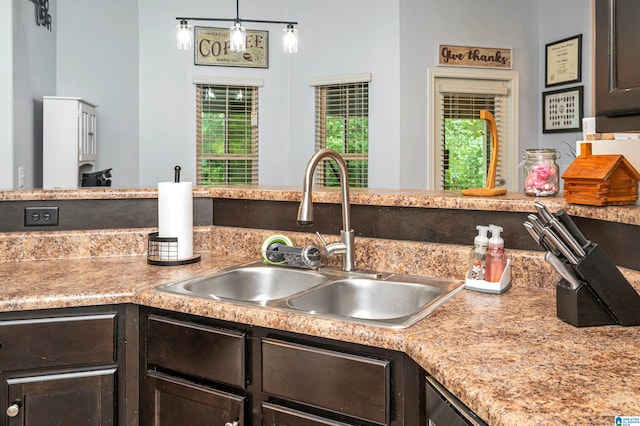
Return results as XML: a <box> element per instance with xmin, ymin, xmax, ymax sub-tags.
<box><xmin>561</xmin><ymin>142</ymin><xmax>640</xmax><ymax>206</ymax></box>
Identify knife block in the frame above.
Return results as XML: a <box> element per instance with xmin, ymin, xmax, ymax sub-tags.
<box><xmin>556</xmin><ymin>243</ymin><xmax>640</xmax><ymax>327</ymax></box>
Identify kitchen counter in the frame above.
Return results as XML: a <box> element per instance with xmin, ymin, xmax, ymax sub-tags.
<box><xmin>3</xmin><ymin>186</ymin><xmax>640</xmax><ymax>226</ymax></box>
<box><xmin>1</xmin><ymin>252</ymin><xmax>638</xmax><ymax>426</ymax></box>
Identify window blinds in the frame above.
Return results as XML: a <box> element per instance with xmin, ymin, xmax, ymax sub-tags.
<box><xmin>196</xmin><ymin>85</ymin><xmax>258</xmax><ymax>185</ymax></box>
<box><xmin>314</xmin><ymin>82</ymin><xmax>369</xmax><ymax>188</ymax></box>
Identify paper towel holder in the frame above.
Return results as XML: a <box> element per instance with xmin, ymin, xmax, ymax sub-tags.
<box><xmin>147</xmin><ymin>232</ymin><xmax>201</xmax><ymax>266</ymax></box>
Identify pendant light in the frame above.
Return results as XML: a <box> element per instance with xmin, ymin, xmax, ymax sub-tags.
<box><xmin>176</xmin><ymin>0</ymin><xmax>298</xmax><ymax>54</ymax></box>
<box><xmin>176</xmin><ymin>19</ymin><xmax>193</xmax><ymax>50</ymax></box>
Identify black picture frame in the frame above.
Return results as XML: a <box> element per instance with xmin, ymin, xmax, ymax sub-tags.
<box><xmin>542</xmin><ymin>85</ymin><xmax>584</xmax><ymax>133</ymax></box>
<box><xmin>545</xmin><ymin>34</ymin><xmax>582</xmax><ymax>88</ymax></box>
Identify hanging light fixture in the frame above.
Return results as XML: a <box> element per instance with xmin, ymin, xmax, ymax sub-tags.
<box><xmin>229</xmin><ymin>21</ymin><xmax>246</xmax><ymax>52</ymax></box>
<box><xmin>282</xmin><ymin>24</ymin><xmax>298</xmax><ymax>54</ymax></box>
<box><xmin>176</xmin><ymin>0</ymin><xmax>298</xmax><ymax>54</ymax></box>
<box><xmin>176</xmin><ymin>19</ymin><xmax>193</xmax><ymax>50</ymax></box>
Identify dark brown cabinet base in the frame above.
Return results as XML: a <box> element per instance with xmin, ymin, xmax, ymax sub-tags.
<box><xmin>140</xmin><ymin>308</ymin><xmax>424</xmax><ymax>426</ymax></box>
<box><xmin>0</xmin><ymin>304</ymin><xmax>136</xmax><ymax>426</ymax></box>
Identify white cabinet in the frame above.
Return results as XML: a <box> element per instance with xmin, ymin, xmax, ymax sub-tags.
<box><xmin>43</xmin><ymin>97</ymin><xmax>97</xmax><ymax>188</ymax></box>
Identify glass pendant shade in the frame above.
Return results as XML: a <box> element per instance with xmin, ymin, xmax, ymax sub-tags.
<box><xmin>230</xmin><ymin>22</ymin><xmax>246</xmax><ymax>52</ymax></box>
<box><xmin>176</xmin><ymin>20</ymin><xmax>193</xmax><ymax>50</ymax></box>
<box><xmin>282</xmin><ymin>24</ymin><xmax>298</xmax><ymax>54</ymax></box>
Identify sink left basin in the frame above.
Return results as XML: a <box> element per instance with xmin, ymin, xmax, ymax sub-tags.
<box><xmin>155</xmin><ymin>263</ymin><xmax>329</xmax><ymax>304</ymax></box>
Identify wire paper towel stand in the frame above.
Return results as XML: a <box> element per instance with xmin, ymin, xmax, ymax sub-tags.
<box><xmin>147</xmin><ymin>166</ymin><xmax>201</xmax><ymax>266</ymax></box>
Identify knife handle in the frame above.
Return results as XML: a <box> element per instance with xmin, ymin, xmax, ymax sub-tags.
<box><xmin>555</xmin><ymin>209</ymin><xmax>590</xmax><ymax>249</ymax></box>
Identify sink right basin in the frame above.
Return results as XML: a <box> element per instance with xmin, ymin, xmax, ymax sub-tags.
<box><xmin>286</xmin><ymin>275</ymin><xmax>463</xmax><ymax>328</ymax></box>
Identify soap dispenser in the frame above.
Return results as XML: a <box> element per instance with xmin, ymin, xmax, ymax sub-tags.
<box><xmin>485</xmin><ymin>224</ymin><xmax>507</xmax><ymax>282</ymax></box>
<box><xmin>468</xmin><ymin>225</ymin><xmax>490</xmax><ymax>280</ymax></box>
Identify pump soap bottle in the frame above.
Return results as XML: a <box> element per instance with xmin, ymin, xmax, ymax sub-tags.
<box><xmin>486</xmin><ymin>224</ymin><xmax>507</xmax><ymax>282</ymax></box>
<box><xmin>468</xmin><ymin>225</ymin><xmax>490</xmax><ymax>280</ymax></box>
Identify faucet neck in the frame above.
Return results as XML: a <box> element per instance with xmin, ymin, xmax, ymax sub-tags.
<box><xmin>300</xmin><ymin>149</ymin><xmax>351</xmax><ymax>233</ymax></box>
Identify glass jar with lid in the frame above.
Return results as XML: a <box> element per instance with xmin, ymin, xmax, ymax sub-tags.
<box><xmin>522</xmin><ymin>149</ymin><xmax>560</xmax><ymax>196</ymax></box>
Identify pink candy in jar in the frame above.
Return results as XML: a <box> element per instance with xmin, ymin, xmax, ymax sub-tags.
<box><xmin>523</xmin><ymin>149</ymin><xmax>559</xmax><ymax>196</ymax></box>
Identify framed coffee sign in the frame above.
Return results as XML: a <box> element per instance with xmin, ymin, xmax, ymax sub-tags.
<box><xmin>195</xmin><ymin>27</ymin><xmax>269</xmax><ymax>68</ymax></box>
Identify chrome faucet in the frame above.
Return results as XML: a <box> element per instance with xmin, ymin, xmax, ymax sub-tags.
<box><xmin>297</xmin><ymin>149</ymin><xmax>356</xmax><ymax>272</ymax></box>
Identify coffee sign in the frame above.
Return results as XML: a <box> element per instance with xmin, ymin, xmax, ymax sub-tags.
<box><xmin>195</xmin><ymin>27</ymin><xmax>269</xmax><ymax>68</ymax></box>
<box><xmin>438</xmin><ymin>44</ymin><xmax>512</xmax><ymax>69</ymax></box>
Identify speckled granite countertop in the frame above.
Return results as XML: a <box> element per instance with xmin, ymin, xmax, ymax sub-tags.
<box><xmin>1</xmin><ymin>187</ymin><xmax>639</xmax><ymax>425</ymax></box>
<box><xmin>3</xmin><ymin>186</ymin><xmax>640</xmax><ymax>225</ymax></box>
<box><xmin>1</xmin><ymin>249</ymin><xmax>638</xmax><ymax>426</ymax></box>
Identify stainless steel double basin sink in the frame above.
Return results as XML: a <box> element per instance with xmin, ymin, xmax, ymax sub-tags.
<box><xmin>155</xmin><ymin>262</ymin><xmax>464</xmax><ymax>329</ymax></box>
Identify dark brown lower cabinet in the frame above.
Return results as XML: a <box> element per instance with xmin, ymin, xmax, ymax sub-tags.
<box><xmin>6</xmin><ymin>369</ymin><xmax>115</xmax><ymax>425</ymax></box>
<box><xmin>145</xmin><ymin>371</ymin><xmax>245</xmax><ymax>426</ymax></box>
<box><xmin>141</xmin><ymin>308</ymin><xmax>424</xmax><ymax>426</ymax></box>
<box><xmin>0</xmin><ymin>305</ymin><xmax>134</xmax><ymax>426</ymax></box>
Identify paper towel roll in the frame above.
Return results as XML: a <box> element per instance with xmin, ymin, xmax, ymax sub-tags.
<box><xmin>158</xmin><ymin>181</ymin><xmax>193</xmax><ymax>260</ymax></box>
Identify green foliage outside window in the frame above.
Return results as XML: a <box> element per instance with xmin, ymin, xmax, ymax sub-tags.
<box><xmin>443</xmin><ymin>118</ymin><xmax>487</xmax><ymax>190</ymax></box>
<box><xmin>200</xmin><ymin>109</ymin><xmax>254</xmax><ymax>185</ymax></box>
<box><xmin>324</xmin><ymin>116</ymin><xmax>369</xmax><ymax>187</ymax></box>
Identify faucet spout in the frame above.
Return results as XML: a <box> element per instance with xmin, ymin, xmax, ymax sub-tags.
<box><xmin>297</xmin><ymin>149</ymin><xmax>355</xmax><ymax>271</ymax></box>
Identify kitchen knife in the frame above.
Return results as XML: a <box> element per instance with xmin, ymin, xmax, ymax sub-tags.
<box><xmin>527</xmin><ymin>214</ymin><xmax>546</xmax><ymax>236</ymax></box>
<box><xmin>524</xmin><ymin>221</ymin><xmax>559</xmax><ymax>255</ymax></box>
<box><xmin>533</xmin><ymin>201</ymin><xmax>555</xmax><ymax>224</ymax></box>
<box><xmin>555</xmin><ymin>209</ymin><xmax>590</xmax><ymax>249</ymax></box>
<box><xmin>523</xmin><ymin>221</ymin><xmax>542</xmax><ymax>245</ymax></box>
<box><xmin>541</xmin><ymin>227</ymin><xmax>579</xmax><ymax>265</ymax></box>
<box><xmin>544</xmin><ymin>251</ymin><xmax>581</xmax><ymax>290</ymax></box>
<box><xmin>548</xmin><ymin>218</ymin><xmax>586</xmax><ymax>258</ymax></box>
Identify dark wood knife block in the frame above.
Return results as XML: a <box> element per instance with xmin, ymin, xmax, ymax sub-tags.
<box><xmin>556</xmin><ymin>243</ymin><xmax>640</xmax><ymax>327</ymax></box>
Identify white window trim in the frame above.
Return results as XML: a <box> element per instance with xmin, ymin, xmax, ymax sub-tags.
<box><xmin>309</xmin><ymin>73</ymin><xmax>372</xmax><ymax>87</ymax></box>
<box><xmin>427</xmin><ymin>67</ymin><xmax>519</xmax><ymax>191</ymax></box>
<box><xmin>192</xmin><ymin>75</ymin><xmax>264</xmax><ymax>87</ymax></box>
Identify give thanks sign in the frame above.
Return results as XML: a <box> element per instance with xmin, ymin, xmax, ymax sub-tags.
<box><xmin>438</xmin><ymin>44</ymin><xmax>512</xmax><ymax>69</ymax></box>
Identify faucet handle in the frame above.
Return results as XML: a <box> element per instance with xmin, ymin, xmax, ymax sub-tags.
<box><xmin>315</xmin><ymin>231</ymin><xmax>328</xmax><ymax>247</ymax></box>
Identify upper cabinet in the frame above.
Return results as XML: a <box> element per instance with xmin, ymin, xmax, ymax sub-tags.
<box><xmin>595</xmin><ymin>0</ymin><xmax>640</xmax><ymax>132</ymax></box>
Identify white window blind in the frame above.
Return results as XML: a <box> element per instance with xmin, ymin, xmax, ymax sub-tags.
<box><xmin>314</xmin><ymin>81</ymin><xmax>369</xmax><ymax>188</ymax></box>
<box><xmin>196</xmin><ymin>85</ymin><xmax>258</xmax><ymax>185</ymax></box>
<box><xmin>436</xmin><ymin>79</ymin><xmax>509</xmax><ymax>190</ymax></box>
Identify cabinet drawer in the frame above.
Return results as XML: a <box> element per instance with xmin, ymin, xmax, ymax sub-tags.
<box><xmin>262</xmin><ymin>402</ymin><xmax>353</xmax><ymax>426</ymax></box>
<box><xmin>0</xmin><ymin>313</ymin><xmax>116</xmax><ymax>371</ymax></box>
<box><xmin>147</xmin><ymin>315</ymin><xmax>246</xmax><ymax>388</ymax></box>
<box><xmin>262</xmin><ymin>338</ymin><xmax>391</xmax><ymax>425</ymax></box>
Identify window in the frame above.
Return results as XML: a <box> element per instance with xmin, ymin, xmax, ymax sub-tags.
<box><xmin>196</xmin><ymin>84</ymin><xmax>258</xmax><ymax>185</ymax></box>
<box><xmin>429</xmin><ymin>69</ymin><xmax>519</xmax><ymax>191</ymax></box>
<box><xmin>312</xmin><ymin>75</ymin><xmax>370</xmax><ymax>188</ymax></box>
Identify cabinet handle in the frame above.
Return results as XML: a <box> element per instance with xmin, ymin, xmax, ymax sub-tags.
<box><xmin>6</xmin><ymin>402</ymin><xmax>21</xmax><ymax>417</ymax></box>
<box><xmin>224</xmin><ymin>421</ymin><xmax>239</xmax><ymax>426</ymax></box>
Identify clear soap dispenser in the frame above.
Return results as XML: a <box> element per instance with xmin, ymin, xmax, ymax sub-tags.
<box><xmin>468</xmin><ymin>225</ymin><xmax>490</xmax><ymax>280</ymax></box>
<box><xmin>486</xmin><ymin>224</ymin><xmax>507</xmax><ymax>282</ymax></box>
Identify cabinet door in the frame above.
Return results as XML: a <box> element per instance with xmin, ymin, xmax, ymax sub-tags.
<box><xmin>145</xmin><ymin>371</ymin><xmax>245</xmax><ymax>426</ymax></box>
<box><xmin>595</xmin><ymin>0</ymin><xmax>640</xmax><ymax>131</ymax></box>
<box><xmin>5</xmin><ymin>368</ymin><xmax>115</xmax><ymax>426</ymax></box>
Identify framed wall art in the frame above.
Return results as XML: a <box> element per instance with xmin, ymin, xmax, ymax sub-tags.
<box><xmin>545</xmin><ymin>34</ymin><xmax>582</xmax><ymax>87</ymax></box>
<box><xmin>194</xmin><ymin>27</ymin><xmax>269</xmax><ymax>68</ymax></box>
<box><xmin>542</xmin><ymin>85</ymin><xmax>583</xmax><ymax>133</ymax></box>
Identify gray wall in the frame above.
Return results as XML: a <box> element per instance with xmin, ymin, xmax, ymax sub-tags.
<box><xmin>3</xmin><ymin>0</ymin><xmax>594</xmax><ymax>190</ymax></box>
<box><xmin>57</xmin><ymin>0</ymin><xmax>139</xmax><ymax>187</ymax></box>
<box><xmin>0</xmin><ymin>1</ymin><xmax>12</xmax><ymax>189</ymax></box>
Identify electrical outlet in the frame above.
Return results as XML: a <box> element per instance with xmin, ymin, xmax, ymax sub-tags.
<box><xmin>24</xmin><ymin>207</ymin><xmax>59</xmax><ymax>226</ymax></box>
